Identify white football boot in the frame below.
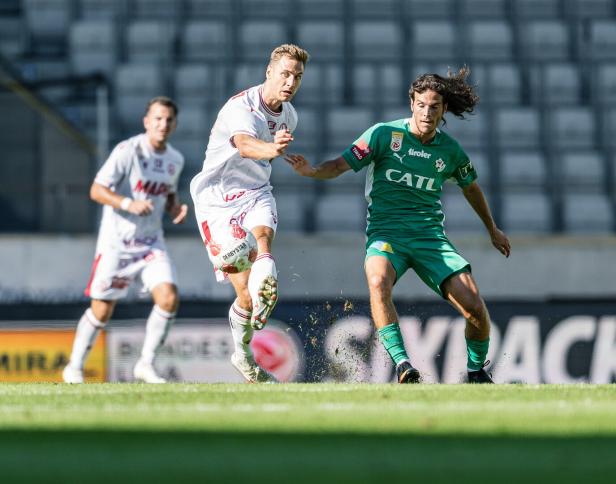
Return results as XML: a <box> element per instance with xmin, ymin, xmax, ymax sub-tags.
<box><xmin>62</xmin><ymin>365</ymin><xmax>84</xmax><ymax>384</ymax></box>
<box><xmin>250</xmin><ymin>275</ymin><xmax>278</xmax><ymax>330</ymax></box>
<box><xmin>231</xmin><ymin>352</ymin><xmax>277</xmax><ymax>383</ymax></box>
<box><xmin>133</xmin><ymin>359</ymin><xmax>167</xmax><ymax>384</ymax></box>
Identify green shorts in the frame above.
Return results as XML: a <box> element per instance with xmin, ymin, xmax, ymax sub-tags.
<box><xmin>365</xmin><ymin>234</ymin><xmax>471</xmax><ymax>298</ymax></box>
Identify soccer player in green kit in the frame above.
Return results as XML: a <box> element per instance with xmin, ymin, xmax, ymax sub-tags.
<box><xmin>285</xmin><ymin>67</ymin><xmax>511</xmax><ymax>383</ymax></box>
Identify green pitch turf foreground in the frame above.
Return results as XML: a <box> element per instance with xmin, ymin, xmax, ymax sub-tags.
<box><xmin>1</xmin><ymin>384</ymin><xmax>615</xmax><ymax>484</ymax></box>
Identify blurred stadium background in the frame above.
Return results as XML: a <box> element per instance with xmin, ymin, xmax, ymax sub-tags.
<box><xmin>1</xmin><ymin>0</ymin><xmax>616</xmax><ymax>384</ymax></box>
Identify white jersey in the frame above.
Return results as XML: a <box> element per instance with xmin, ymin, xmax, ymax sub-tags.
<box><xmin>190</xmin><ymin>84</ymin><xmax>298</xmax><ymax>208</ymax></box>
<box><xmin>94</xmin><ymin>134</ymin><xmax>184</xmax><ymax>254</ymax></box>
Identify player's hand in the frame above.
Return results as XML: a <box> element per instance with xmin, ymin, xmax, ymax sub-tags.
<box><xmin>128</xmin><ymin>199</ymin><xmax>154</xmax><ymax>216</ymax></box>
<box><xmin>284</xmin><ymin>153</ymin><xmax>316</xmax><ymax>177</ymax></box>
<box><xmin>169</xmin><ymin>203</ymin><xmax>189</xmax><ymax>224</ymax></box>
<box><xmin>272</xmin><ymin>129</ymin><xmax>294</xmax><ymax>156</ymax></box>
<box><xmin>489</xmin><ymin>227</ymin><xmax>511</xmax><ymax>258</ymax></box>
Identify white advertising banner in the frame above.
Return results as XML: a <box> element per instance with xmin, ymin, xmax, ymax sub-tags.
<box><xmin>106</xmin><ymin>318</ymin><xmax>304</xmax><ymax>383</ymax></box>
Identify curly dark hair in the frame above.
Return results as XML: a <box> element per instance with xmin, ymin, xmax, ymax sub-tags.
<box><xmin>410</xmin><ymin>66</ymin><xmax>479</xmax><ymax>121</ymax></box>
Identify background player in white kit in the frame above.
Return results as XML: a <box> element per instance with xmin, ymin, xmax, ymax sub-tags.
<box><xmin>190</xmin><ymin>44</ymin><xmax>309</xmax><ymax>383</ymax></box>
<box><xmin>63</xmin><ymin>97</ymin><xmax>188</xmax><ymax>384</ymax></box>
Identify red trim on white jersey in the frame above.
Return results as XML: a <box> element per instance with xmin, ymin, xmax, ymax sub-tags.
<box><xmin>84</xmin><ymin>254</ymin><xmax>102</xmax><ymax>297</ymax></box>
<box><xmin>258</xmin><ymin>87</ymin><xmax>281</xmax><ymax>117</ymax></box>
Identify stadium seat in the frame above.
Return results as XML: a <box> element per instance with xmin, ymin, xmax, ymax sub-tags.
<box><xmin>315</xmin><ymin>193</ymin><xmax>367</xmax><ymax>232</ymax></box>
<box><xmin>270</xmin><ymin>151</ymin><xmax>317</xmax><ymax>187</ymax></box>
<box><xmin>349</xmin><ymin>0</ymin><xmax>399</xmax><ymax>18</ymax></box>
<box><xmin>519</xmin><ymin>20</ymin><xmax>570</xmax><ymax>61</ymax></box>
<box><xmin>441</xmin><ymin>111</ymin><xmax>487</xmax><ymax>150</ymax></box>
<box><xmin>502</xmin><ymin>192</ymin><xmax>553</xmax><ymax>233</ymax></box>
<box><xmin>296</xmin><ymin>21</ymin><xmax>344</xmax><ymax>62</ymax></box>
<box><xmin>410</xmin><ymin>21</ymin><xmax>457</xmax><ymax>61</ymax></box>
<box><xmin>69</xmin><ymin>20</ymin><xmax>116</xmax><ymax>77</ymax></box>
<box><xmin>601</xmin><ymin>108</ymin><xmax>616</xmax><ymax>148</ymax></box>
<box><xmin>588</xmin><ymin>20</ymin><xmax>616</xmax><ymax>61</ymax></box>
<box><xmin>560</xmin><ymin>150</ymin><xmax>606</xmax><ymax>192</ymax></box>
<box><xmin>441</xmin><ymin>189</ymin><xmax>490</xmax><ymax>233</ymax></box>
<box><xmin>353</xmin><ymin>64</ymin><xmax>404</xmax><ymax>106</ymax></box>
<box><xmin>233</xmin><ymin>63</ymin><xmax>266</xmax><ymax>93</ymax></box>
<box><xmin>466</xmin><ymin>150</ymin><xmax>490</xmax><ymax>185</ymax></box>
<box><xmin>352</xmin><ymin>21</ymin><xmax>403</xmax><ymax>62</ymax></box>
<box><xmin>292</xmin><ymin>107</ymin><xmax>321</xmax><ymax>152</ymax></box>
<box><xmin>115</xmin><ymin>64</ymin><xmax>166</xmax><ymax>130</ymax></box>
<box><xmin>382</xmin><ymin>107</ymin><xmax>412</xmax><ymax>122</ymax></box>
<box><xmin>0</xmin><ymin>17</ymin><xmax>25</xmax><ymax>58</ymax></box>
<box><xmin>563</xmin><ymin>193</ymin><xmax>613</xmax><ymax>233</ymax></box>
<box><xmin>238</xmin><ymin>21</ymin><xmax>288</xmax><ymax>61</ymax></box>
<box><xmin>240</xmin><ymin>0</ymin><xmax>290</xmax><ymax>18</ymax></box>
<box><xmin>566</xmin><ymin>0</ymin><xmax>614</xmax><ymax>18</ymax></box>
<box><xmin>126</xmin><ymin>20</ymin><xmax>176</xmax><ymax>64</ymax></box>
<box><xmin>474</xmin><ymin>63</ymin><xmax>522</xmax><ymax>105</ymax></box>
<box><xmin>468</xmin><ymin>21</ymin><xmax>513</xmax><ymax>61</ymax></box>
<box><xmin>460</xmin><ymin>0</ymin><xmax>507</xmax><ymax>18</ymax></box>
<box><xmin>530</xmin><ymin>63</ymin><xmax>581</xmax><ymax>105</ymax></box>
<box><xmin>326</xmin><ymin>107</ymin><xmax>374</xmax><ymax>152</ymax></box>
<box><xmin>131</xmin><ymin>0</ymin><xmax>179</xmax><ymax>19</ymax></box>
<box><xmin>548</xmin><ymin>107</ymin><xmax>595</xmax><ymax>149</ymax></box>
<box><xmin>500</xmin><ymin>151</ymin><xmax>547</xmax><ymax>190</ymax></box>
<box><xmin>77</xmin><ymin>0</ymin><xmax>126</xmax><ymax>18</ymax></box>
<box><xmin>23</xmin><ymin>0</ymin><xmax>72</xmax><ymax>45</ymax></box>
<box><xmin>181</xmin><ymin>20</ymin><xmax>230</xmax><ymax>62</ymax></box>
<box><xmin>174</xmin><ymin>63</ymin><xmax>227</xmax><ymax>107</ymax></box>
<box><xmin>273</xmin><ymin>190</ymin><xmax>310</xmax><ymax>232</ymax></box>
<box><xmin>296</xmin><ymin>0</ymin><xmax>344</xmax><ymax>17</ymax></box>
<box><xmin>404</xmin><ymin>0</ymin><xmax>455</xmax><ymax>18</ymax></box>
<box><xmin>293</xmin><ymin>63</ymin><xmax>344</xmax><ymax>107</ymax></box>
<box><xmin>496</xmin><ymin>108</ymin><xmax>540</xmax><ymax>149</ymax></box>
<box><xmin>592</xmin><ymin>63</ymin><xmax>616</xmax><ymax>105</ymax></box>
<box><xmin>513</xmin><ymin>0</ymin><xmax>561</xmax><ymax>18</ymax></box>
<box><xmin>171</xmin><ymin>106</ymin><xmax>209</xmax><ymax>171</ymax></box>
<box><xmin>184</xmin><ymin>0</ymin><xmax>233</xmax><ymax>18</ymax></box>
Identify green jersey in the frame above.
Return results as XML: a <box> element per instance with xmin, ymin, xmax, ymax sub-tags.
<box><xmin>342</xmin><ymin>118</ymin><xmax>477</xmax><ymax>237</ymax></box>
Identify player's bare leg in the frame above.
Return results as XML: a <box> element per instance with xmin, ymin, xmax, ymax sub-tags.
<box><xmin>443</xmin><ymin>271</ymin><xmax>493</xmax><ymax>383</ymax></box>
<box><xmin>247</xmin><ymin>225</ymin><xmax>278</xmax><ymax>330</ymax></box>
<box><xmin>227</xmin><ymin>271</ymin><xmax>277</xmax><ymax>383</ymax></box>
<box><xmin>133</xmin><ymin>283</ymin><xmax>178</xmax><ymax>384</ymax></box>
<box><xmin>365</xmin><ymin>256</ymin><xmax>420</xmax><ymax>383</ymax></box>
<box><xmin>63</xmin><ymin>299</ymin><xmax>115</xmax><ymax>383</ymax></box>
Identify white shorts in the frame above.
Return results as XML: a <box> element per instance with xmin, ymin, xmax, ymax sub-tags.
<box><xmin>194</xmin><ymin>191</ymin><xmax>278</xmax><ymax>283</ymax></box>
<box><xmin>85</xmin><ymin>244</ymin><xmax>177</xmax><ymax>300</ymax></box>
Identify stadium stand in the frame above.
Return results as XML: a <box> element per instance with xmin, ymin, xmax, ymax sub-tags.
<box><xmin>1</xmin><ymin>0</ymin><xmax>616</xmax><ymax>234</ymax></box>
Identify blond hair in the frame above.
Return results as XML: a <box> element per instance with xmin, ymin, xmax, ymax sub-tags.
<box><xmin>269</xmin><ymin>44</ymin><xmax>310</xmax><ymax>66</ymax></box>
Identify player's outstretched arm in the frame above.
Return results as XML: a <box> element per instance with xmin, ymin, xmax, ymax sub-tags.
<box><xmin>285</xmin><ymin>154</ymin><xmax>351</xmax><ymax>180</ymax></box>
<box><xmin>90</xmin><ymin>182</ymin><xmax>153</xmax><ymax>216</ymax></box>
<box><xmin>165</xmin><ymin>193</ymin><xmax>188</xmax><ymax>224</ymax></box>
<box><xmin>233</xmin><ymin>129</ymin><xmax>293</xmax><ymax>161</ymax></box>
<box><xmin>462</xmin><ymin>181</ymin><xmax>511</xmax><ymax>257</ymax></box>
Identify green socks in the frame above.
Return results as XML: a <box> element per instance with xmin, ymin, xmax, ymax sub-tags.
<box><xmin>466</xmin><ymin>337</ymin><xmax>490</xmax><ymax>371</ymax></box>
<box><xmin>378</xmin><ymin>322</ymin><xmax>409</xmax><ymax>366</ymax></box>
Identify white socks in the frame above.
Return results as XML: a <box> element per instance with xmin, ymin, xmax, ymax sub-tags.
<box><xmin>228</xmin><ymin>300</ymin><xmax>253</xmax><ymax>357</ymax></box>
<box><xmin>248</xmin><ymin>253</ymin><xmax>277</xmax><ymax>304</ymax></box>
<box><xmin>140</xmin><ymin>305</ymin><xmax>175</xmax><ymax>365</ymax></box>
<box><xmin>68</xmin><ymin>308</ymin><xmax>106</xmax><ymax>370</ymax></box>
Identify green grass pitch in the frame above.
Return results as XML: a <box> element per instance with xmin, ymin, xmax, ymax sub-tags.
<box><xmin>1</xmin><ymin>384</ymin><xmax>615</xmax><ymax>484</ymax></box>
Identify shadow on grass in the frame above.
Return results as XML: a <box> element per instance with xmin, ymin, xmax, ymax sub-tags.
<box><xmin>1</xmin><ymin>430</ymin><xmax>615</xmax><ymax>484</ymax></box>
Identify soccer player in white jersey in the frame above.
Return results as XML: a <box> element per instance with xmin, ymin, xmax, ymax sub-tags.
<box><xmin>190</xmin><ymin>44</ymin><xmax>309</xmax><ymax>383</ymax></box>
<box><xmin>63</xmin><ymin>97</ymin><xmax>188</xmax><ymax>384</ymax></box>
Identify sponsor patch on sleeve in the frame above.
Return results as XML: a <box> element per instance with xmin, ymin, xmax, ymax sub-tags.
<box><xmin>458</xmin><ymin>161</ymin><xmax>474</xmax><ymax>179</ymax></box>
<box><xmin>350</xmin><ymin>139</ymin><xmax>371</xmax><ymax>161</ymax></box>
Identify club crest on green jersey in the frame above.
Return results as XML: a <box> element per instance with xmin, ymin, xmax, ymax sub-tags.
<box><xmin>390</xmin><ymin>132</ymin><xmax>404</xmax><ymax>152</ymax></box>
<box><xmin>435</xmin><ymin>158</ymin><xmax>446</xmax><ymax>172</ymax></box>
